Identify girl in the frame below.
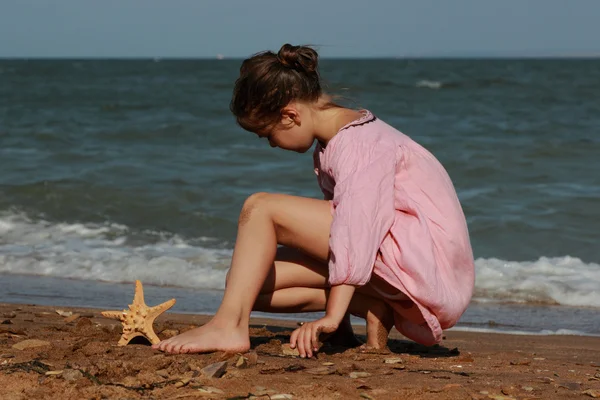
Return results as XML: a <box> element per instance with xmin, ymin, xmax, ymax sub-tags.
<box><xmin>154</xmin><ymin>44</ymin><xmax>475</xmax><ymax>357</ymax></box>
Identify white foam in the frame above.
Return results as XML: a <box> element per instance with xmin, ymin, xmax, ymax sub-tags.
<box><xmin>1</xmin><ymin>212</ymin><xmax>600</xmax><ymax>309</ymax></box>
<box><xmin>416</xmin><ymin>80</ymin><xmax>443</xmax><ymax>89</ymax></box>
<box><xmin>474</xmin><ymin>256</ymin><xmax>600</xmax><ymax>307</ymax></box>
<box><xmin>0</xmin><ymin>212</ymin><xmax>231</xmax><ymax>289</ymax></box>
<box><xmin>448</xmin><ymin>326</ymin><xmax>600</xmax><ymax>337</ymax></box>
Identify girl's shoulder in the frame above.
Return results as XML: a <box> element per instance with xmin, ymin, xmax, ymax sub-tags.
<box><xmin>333</xmin><ymin>110</ymin><xmax>407</xmax><ymax>149</ymax></box>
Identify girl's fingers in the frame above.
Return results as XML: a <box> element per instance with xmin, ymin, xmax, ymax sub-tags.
<box><xmin>297</xmin><ymin>328</ymin><xmax>306</xmax><ymax>357</ymax></box>
<box><xmin>290</xmin><ymin>328</ymin><xmax>299</xmax><ymax>349</ymax></box>
<box><xmin>304</xmin><ymin>326</ymin><xmax>313</xmax><ymax>358</ymax></box>
<box><xmin>311</xmin><ymin>324</ymin><xmax>320</xmax><ymax>352</ymax></box>
<box><xmin>290</xmin><ymin>322</ymin><xmax>326</xmax><ymax>358</ymax></box>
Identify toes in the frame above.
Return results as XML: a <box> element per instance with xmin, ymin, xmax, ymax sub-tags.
<box><xmin>165</xmin><ymin>341</ymin><xmax>178</xmax><ymax>354</ymax></box>
<box><xmin>180</xmin><ymin>345</ymin><xmax>191</xmax><ymax>354</ymax></box>
<box><xmin>172</xmin><ymin>343</ymin><xmax>184</xmax><ymax>354</ymax></box>
<box><xmin>153</xmin><ymin>340</ymin><xmax>167</xmax><ymax>352</ymax></box>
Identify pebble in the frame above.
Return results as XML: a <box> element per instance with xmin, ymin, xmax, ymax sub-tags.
<box><xmin>359</xmin><ymin>393</ymin><xmax>374</xmax><ymax>400</ymax></box>
<box><xmin>270</xmin><ymin>395</ymin><xmax>293</xmax><ymax>400</ymax></box>
<box><xmin>197</xmin><ymin>386</ymin><xmax>225</xmax><ymax>395</ymax></box>
<box><xmin>45</xmin><ymin>370</ymin><xmax>64</xmax><ymax>376</ymax></box>
<box><xmin>3</xmin><ymin>312</ymin><xmax>17</xmax><ymax>319</ymax></box>
<box><xmin>75</xmin><ymin>318</ymin><xmax>92</xmax><ymax>329</ymax></box>
<box><xmin>62</xmin><ymin>369</ymin><xmax>83</xmax><ymax>381</ymax></box>
<box><xmin>34</xmin><ymin>312</ymin><xmax>51</xmax><ymax>317</ymax></box>
<box><xmin>582</xmin><ymin>389</ymin><xmax>600</xmax><ymax>398</ymax></box>
<box><xmin>155</xmin><ymin>369</ymin><xmax>169</xmax><ymax>379</ymax></box>
<box><xmin>444</xmin><ymin>384</ymin><xmax>462</xmax><ymax>390</ymax></box>
<box><xmin>349</xmin><ymin>372</ymin><xmax>371</xmax><ymax>379</ymax></box>
<box><xmin>245</xmin><ymin>351</ymin><xmax>258</xmax><ymax>366</ymax></box>
<box><xmin>64</xmin><ymin>314</ymin><xmax>81</xmax><ymax>324</ymax></box>
<box><xmin>501</xmin><ymin>386</ymin><xmax>516</xmax><ymax>395</ymax></box>
<box><xmin>1</xmin><ymin>319</ymin><xmax>12</xmax><ymax>325</ymax></box>
<box><xmin>55</xmin><ymin>310</ymin><xmax>72</xmax><ymax>317</ymax></box>
<box><xmin>252</xmin><ymin>386</ymin><xmax>276</xmax><ymax>396</ymax></box>
<box><xmin>522</xmin><ymin>386</ymin><xmax>534</xmax><ymax>392</ymax></box>
<box><xmin>306</xmin><ymin>366</ymin><xmax>336</xmax><ymax>375</ymax></box>
<box><xmin>201</xmin><ymin>361</ymin><xmax>228</xmax><ymax>378</ymax></box>
<box><xmin>281</xmin><ymin>343</ymin><xmax>300</xmax><ymax>357</ymax></box>
<box><xmin>174</xmin><ymin>377</ymin><xmax>191</xmax><ymax>388</ymax></box>
<box><xmin>0</xmin><ymin>326</ymin><xmax>26</xmax><ymax>335</ymax></box>
<box><xmin>235</xmin><ymin>356</ymin><xmax>248</xmax><ymax>368</ymax></box>
<box><xmin>12</xmin><ymin>339</ymin><xmax>51</xmax><ymax>350</ymax></box>
<box><xmin>383</xmin><ymin>357</ymin><xmax>403</xmax><ymax>364</ymax></box>
<box><xmin>558</xmin><ymin>382</ymin><xmax>581</xmax><ymax>391</ymax></box>
<box><xmin>509</xmin><ymin>360</ymin><xmax>530</xmax><ymax>366</ymax></box>
<box><xmin>322</xmin><ymin>362</ymin><xmax>335</xmax><ymax>366</ymax></box>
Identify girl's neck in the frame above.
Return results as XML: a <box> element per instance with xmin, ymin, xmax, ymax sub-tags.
<box><xmin>311</xmin><ymin>97</ymin><xmax>364</xmax><ymax>147</ymax></box>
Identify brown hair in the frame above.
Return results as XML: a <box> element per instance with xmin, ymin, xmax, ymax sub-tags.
<box><xmin>230</xmin><ymin>44</ymin><xmax>325</xmax><ymax>133</ymax></box>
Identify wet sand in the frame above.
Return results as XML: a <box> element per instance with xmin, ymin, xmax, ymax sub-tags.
<box><xmin>1</xmin><ymin>303</ymin><xmax>599</xmax><ymax>399</ymax></box>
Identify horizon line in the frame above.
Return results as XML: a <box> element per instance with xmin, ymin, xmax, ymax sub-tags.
<box><xmin>1</xmin><ymin>54</ymin><xmax>600</xmax><ymax>61</ymax></box>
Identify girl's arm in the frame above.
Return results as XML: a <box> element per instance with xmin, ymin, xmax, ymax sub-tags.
<box><xmin>325</xmin><ymin>284</ymin><xmax>356</xmax><ymax>324</ymax></box>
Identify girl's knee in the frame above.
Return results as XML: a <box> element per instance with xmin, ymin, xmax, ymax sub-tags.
<box><xmin>239</xmin><ymin>192</ymin><xmax>270</xmax><ymax>225</ymax></box>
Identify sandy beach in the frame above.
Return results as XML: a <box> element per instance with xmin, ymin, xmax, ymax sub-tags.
<box><xmin>1</xmin><ymin>303</ymin><xmax>599</xmax><ymax>399</ymax></box>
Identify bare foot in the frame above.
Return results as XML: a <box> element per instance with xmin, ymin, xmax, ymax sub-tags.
<box><xmin>153</xmin><ymin>322</ymin><xmax>250</xmax><ymax>354</ymax></box>
<box><xmin>361</xmin><ymin>301</ymin><xmax>394</xmax><ymax>351</ymax></box>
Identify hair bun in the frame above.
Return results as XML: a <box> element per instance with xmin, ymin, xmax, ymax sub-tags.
<box><xmin>277</xmin><ymin>44</ymin><xmax>319</xmax><ymax>74</ymax></box>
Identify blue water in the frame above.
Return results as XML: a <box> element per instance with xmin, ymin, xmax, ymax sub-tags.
<box><xmin>1</xmin><ymin>59</ymin><xmax>599</xmax><ymax>335</ymax></box>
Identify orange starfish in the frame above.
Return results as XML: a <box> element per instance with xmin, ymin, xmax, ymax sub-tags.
<box><xmin>101</xmin><ymin>280</ymin><xmax>176</xmax><ymax>346</ymax></box>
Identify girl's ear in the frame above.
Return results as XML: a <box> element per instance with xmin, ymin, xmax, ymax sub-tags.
<box><xmin>281</xmin><ymin>105</ymin><xmax>301</xmax><ymax>126</ymax></box>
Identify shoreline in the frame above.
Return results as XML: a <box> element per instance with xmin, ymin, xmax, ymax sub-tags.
<box><xmin>3</xmin><ymin>273</ymin><xmax>599</xmax><ymax>338</ymax></box>
<box><xmin>1</xmin><ymin>302</ymin><xmax>600</xmax><ymax>399</ymax></box>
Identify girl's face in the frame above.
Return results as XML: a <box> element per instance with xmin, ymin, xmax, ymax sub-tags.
<box><xmin>256</xmin><ymin>104</ymin><xmax>315</xmax><ymax>153</ymax></box>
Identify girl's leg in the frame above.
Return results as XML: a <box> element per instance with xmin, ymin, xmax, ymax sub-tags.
<box><xmin>253</xmin><ymin>249</ymin><xmax>395</xmax><ymax>349</ymax></box>
<box><xmin>154</xmin><ymin>193</ymin><xmax>333</xmax><ymax>354</ymax></box>
<box><xmin>255</xmin><ymin>287</ymin><xmax>394</xmax><ymax>349</ymax></box>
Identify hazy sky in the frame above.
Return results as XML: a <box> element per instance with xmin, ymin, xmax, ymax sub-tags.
<box><xmin>1</xmin><ymin>0</ymin><xmax>599</xmax><ymax>58</ymax></box>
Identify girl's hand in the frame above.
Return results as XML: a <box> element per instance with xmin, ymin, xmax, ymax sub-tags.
<box><xmin>290</xmin><ymin>316</ymin><xmax>339</xmax><ymax>358</ymax></box>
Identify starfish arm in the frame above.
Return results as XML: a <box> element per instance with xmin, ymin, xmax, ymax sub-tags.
<box><xmin>141</xmin><ymin>326</ymin><xmax>161</xmax><ymax>345</ymax></box>
<box><xmin>132</xmin><ymin>280</ymin><xmax>146</xmax><ymax>307</ymax></box>
<box><xmin>148</xmin><ymin>298</ymin><xmax>176</xmax><ymax>319</ymax></box>
<box><xmin>101</xmin><ymin>310</ymin><xmax>126</xmax><ymax>321</ymax></box>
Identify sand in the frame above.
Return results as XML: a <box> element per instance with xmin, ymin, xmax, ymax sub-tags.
<box><xmin>1</xmin><ymin>303</ymin><xmax>599</xmax><ymax>400</ymax></box>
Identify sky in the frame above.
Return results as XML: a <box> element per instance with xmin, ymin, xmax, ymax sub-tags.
<box><xmin>1</xmin><ymin>0</ymin><xmax>599</xmax><ymax>58</ymax></box>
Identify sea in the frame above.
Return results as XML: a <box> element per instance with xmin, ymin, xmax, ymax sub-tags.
<box><xmin>1</xmin><ymin>58</ymin><xmax>599</xmax><ymax>337</ymax></box>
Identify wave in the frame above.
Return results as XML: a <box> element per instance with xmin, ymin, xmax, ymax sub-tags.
<box><xmin>415</xmin><ymin>77</ymin><xmax>523</xmax><ymax>90</ymax></box>
<box><xmin>1</xmin><ymin>212</ymin><xmax>599</xmax><ymax>308</ymax></box>
<box><xmin>448</xmin><ymin>326</ymin><xmax>600</xmax><ymax>337</ymax></box>
<box><xmin>416</xmin><ymin>80</ymin><xmax>443</xmax><ymax>89</ymax></box>
<box><xmin>0</xmin><ymin>212</ymin><xmax>231</xmax><ymax>290</ymax></box>
<box><xmin>474</xmin><ymin>256</ymin><xmax>600</xmax><ymax>307</ymax></box>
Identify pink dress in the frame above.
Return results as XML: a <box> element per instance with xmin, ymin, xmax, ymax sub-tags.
<box><xmin>313</xmin><ymin>110</ymin><xmax>475</xmax><ymax>346</ymax></box>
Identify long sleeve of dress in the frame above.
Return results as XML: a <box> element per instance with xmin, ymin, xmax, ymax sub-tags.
<box><xmin>327</xmin><ymin>137</ymin><xmax>398</xmax><ymax>286</ymax></box>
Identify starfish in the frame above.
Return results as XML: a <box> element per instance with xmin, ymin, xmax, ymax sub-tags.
<box><xmin>101</xmin><ymin>280</ymin><xmax>176</xmax><ymax>346</ymax></box>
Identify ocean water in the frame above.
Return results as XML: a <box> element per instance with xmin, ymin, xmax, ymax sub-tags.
<box><xmin>1</xmin><ymin>59</ymin><xmax>599</xmax><ymax>335</ymax></box>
